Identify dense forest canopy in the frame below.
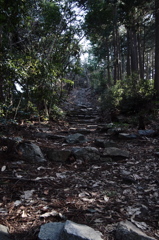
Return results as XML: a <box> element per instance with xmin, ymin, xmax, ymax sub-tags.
<box><xmin>0</xmin><ymin>0</ymin><xmax>159</xmax><ymax>120</ymax></box>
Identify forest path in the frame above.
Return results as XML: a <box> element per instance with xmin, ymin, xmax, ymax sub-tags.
<box><xmin>62</xmin><ymin>87</ymin><xmax>101</xmax><ymax>128</ymax></box>
<box><xmin>0</xmin><ymin>88</ymin><xmax>159</xmax><ymax>240</ymax></box>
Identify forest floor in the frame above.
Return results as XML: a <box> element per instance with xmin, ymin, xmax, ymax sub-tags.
<box><xmin>0</xmin><ymin>87</ymin><xmax>159</xmax><ymax>240</ymax></box>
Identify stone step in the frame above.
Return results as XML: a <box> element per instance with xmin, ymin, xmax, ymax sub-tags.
<box><xmin>68</xmin><ymin>115</ymin><xmax>98</xmax><ymax>120</ymax></box>
<box><xmin>67</xmin><ymin>111</ymin><xmax>99</xmax><ymax>116</ymax></box>
<box><xmin>69</xmin><ymin>119</ymin><xmax>97</xmax><ymax>124</ymax></box>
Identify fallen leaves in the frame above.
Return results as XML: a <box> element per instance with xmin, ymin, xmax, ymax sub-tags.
<box><xmin>0</xmin><ymin>120</ymin><xmax>159</xmax><ymax>240</ymax></box>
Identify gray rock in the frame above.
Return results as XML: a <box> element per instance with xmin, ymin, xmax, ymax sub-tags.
<box><xmin>120</xmin><ymin>170</ymin><xmax>131</xmax><ymax>176</ymax></box>
<box><xmin>38</xmin><ymin>221</ymin><xmax>103</xmax><ymax>240</ymax></box>
<box><xmin>65</xmin><ymin>133</ymin><xmax>87</xmax><ymax>144</ymax></box>
<box><xmin>115</xmin><ymin>220</ymin><xmax>156</xmax><ymax>240</ymax></box>
<box><xmin>100</xmin><ymin>156</ymin><xmax>113</xmax><ymax>162</ymax></box>
<box><xmin>17</xmin><ymin>142</ymin><xmax>46</xmax><ymax>163</ymax></box>
<box><xmin>0</xmin><ymin>224</ymin><xmax>12</xmax><ymax>240</ymax></box>
<box><xmin>138</xmin><ymin>130</ymin><xmax>156</xmax><ymax>137</ymax></box>
<box><xmin>97</xmin><ymin>123</ymin><xmax>113</xmax><ymax>132</ymax></box>
<box><xmin>45</xmin><ymin>149</ymin><xmax>72</xmax><ymax>162</ymax></box>
<box><xmin>35</xmin><ymin>132</ymin><xmax>66</xmax><ymax>140</ymax></box>
<box><xmin>72</xmin><ymin>147</ymin><xmax>100</xmax><ymax>161</ymax></box>
<box><xmin>77</xmin><ymin>128</ymin><xmax>91</xmax><ymax>134</ymax></box>
<box><xmin>95</xmin><ymin>139</ymin><xmax>116</xmax><ymax>148</ymax></box>
<box><xmin>38</xmin><ymin>222</ymin><xmax>65</xmax><ymax>240</ymax></box>
<box><xmin>103</xmin><ymin>147</ymin><xmax>129</xmax><ymax>158</ymax></box>
<box><xmin>0</xmin><ymin>136</ymin><xmax>23</xmax><ymax>151</ymax></box>
<box><xmin>119</xmin><ymin>133</ymin><xmax>137</xmax><ymax>139</ymax></box>
<box><xmin>107</xmin><ymin>128</ymin><xmax>122</xmax><ymax>135</ymax></box>
<box><xmin>34</xmin><ymin>132</ymin><xmax>50</xmax><ymax>139</ymax></box>
<box><xmin>60</xmin><ymin>220</ymin><xmax>103</xmax><ymax>240</ymax></box>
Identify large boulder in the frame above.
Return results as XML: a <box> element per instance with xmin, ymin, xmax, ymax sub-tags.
<box><xmin>60</xmin><ymin>220</ymin><xmax>103</xmax><ymax>240</ymax></box>
<box><xmin>38</xmin><ymin>220</ymin><xmax>103</xmax><ymax>240</ymax></box>
<box><xmin>115</xmin><ymin>220</ymin><xmax>156</xmax><ymax>240</ymax></box>
<box><xmin>0</xmin><ymin>224</ymin><xmax>12</xmax><ymax>240</ymax></box>
<box><xmin>38</xmin><ymin>222</ymin><xmax>65</xmax><ymax>240</ymax></box>
<box><xmin>17</xmin><ymin>142</ymin><xmax>46</xmax><ymax>163</ymax></box>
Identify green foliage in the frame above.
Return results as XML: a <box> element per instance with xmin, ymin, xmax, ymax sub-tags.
<box><xmin>0</xmin><ymin>0</ymin><xmax>82</xmax><ymax>121</ymax></box>
<box><xmin>50</xmin><ymin>105</ymin><xmax>66</xmax><ymax>120</ymax></box>
<box><xmin>40</xmin><ymin>1</ymin><xmax>62</xmax><ymax>30</ymax></box>
<box><xmin>100</xmin><ymin>77</ymin><xmax>155</xmax><ymax>114</ymax></box>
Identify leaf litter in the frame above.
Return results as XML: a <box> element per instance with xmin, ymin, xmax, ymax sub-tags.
<box><xmin>0</xmin><ymin>89</ymin><xmax>159</xmax><ymax>239</ymax></box>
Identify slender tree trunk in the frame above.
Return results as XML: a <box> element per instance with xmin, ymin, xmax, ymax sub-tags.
<box><xmin>137</xmin><ymin>33</ymin><xmax>144</xmax><ymax>80</ymax></box>
<box><xmin>0</xmin><ymin>27</ymin><xmax>4</xmax><ymax>102</ymax></box>
<box><xmin>112</xmin><ymin>0</ymin><xmax>119</xmax><ymax>85</ymax></box>
<box><xmin>146</xmin><ymin>53</ymin><xmax>149</xmax><ymax>80</ymax></box>
<box><xmin>126</xmin><ymin>29</ymin><xmax>131</xmax><ymax>76</ymax></box>
<box><xmin>106</xmin><ymin>41</ymin><xmax>111</xmax><ymax>86</ymax></box>
<box><xmin>130</xmin><ymin>29</ymin><xmax>138</xmax><ymax>75</ymax></box>
<box><xmin>113</xmin><ymin>29</ymin><xmax>117</xmax><ymax>84</ymax></box>
<box><xmin>154</xmin><ymin>0</ymin><xmax>159</xmax><ymax>95</ymax></box>
<box><xmin>152</xmin><ymin>50</ymin><xmax>155</xmax><ymax>80</ymax></box>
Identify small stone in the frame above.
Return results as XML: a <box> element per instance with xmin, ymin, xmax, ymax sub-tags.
<box><xmin>120</xmin><ymin>170</ymin><xmax>131</xmax><ymax>176</ymax></box>
<box><xmin>95</xmin><ymin>139</ymin><xmax>116</xmax><ymax>148</ymax></box>
<box><xmin>65</xmin><ymin>133</ymin><xmax>87</xmax><ymax>144</ymax></box>
<box><xmin>119</xmin><ymin>133</ymin><xmax>137</xmax><ymax>139</ymax></box>
<box><xmin>72</xmin><ymin>147</ymin><xmax>100</xmax><ymax>161</ymax></box>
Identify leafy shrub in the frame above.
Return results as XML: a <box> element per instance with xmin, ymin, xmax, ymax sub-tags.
<box><xmin>100</xmin><ymin>77</ymin><xmax>155</xmax><ymax>115</ymax></box>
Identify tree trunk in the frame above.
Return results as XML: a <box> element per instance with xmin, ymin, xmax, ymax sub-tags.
<box><xmin>106</xmin><ymin>40</ymin><xmax>111</xmax><ymax>86</ymax></box>
<box><xmin>0</xmin><ymin>27</ymin><xmax>4</xmax><ymax>102</ymax></box>
<box><xmin>137</xmin><ymin>33</ymin><xmax>144</xmax><ymax>80</ymax></box>
<box><xmin>126</xmin><ymin>29</ymin><xmax>131</xmax><ymax>77</ymax></box>
<box><xmin>130</xmin><ymin>29</ymin><xmax>138</xmax><ymax>75</ymax></box>
<box><xmin>154</xmin><ymin>0</ymin><xmax>159</xmax><ymax>95</ymax></box>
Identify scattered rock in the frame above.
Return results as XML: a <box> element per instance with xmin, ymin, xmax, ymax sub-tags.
<box><xmin>34</xmin><ymin>132</ymin><xmax>50</xmax><ymax>139</ymax></box>
<box><xmin>107</xmin><ymin>128</ymin><xmax>122</xmax><ymax>135</ymax></box>
<box><xmin>121</xmin><ymin>176</ymin><xmax>137</xmax><ymax>184</ymax></box>
<box><xmin>0</xmin><ymin>136</ymin><xmax>23</xmax><ymax>151</ymax></box>
<box><xmin>100</xmin><ymin>156</ymin><xmax>113</xmax><ymax>162</ymax></box>
<box><xmin>103</xmin><ymin>147</ymin><xmax>129</xmax><ymax>159</ymax></box>
<box><xmin>0</xmin><ymin>224</ymin><xmax>12</xmax><ymax>240</ymax></box>
<box><xmin>38</xmin><ymin>222</ymin><xmax>65</xmax><ymax>240</ymax></box>
<box><xmin>72</xmin><ymin>147</ymin><xmax>100</xmax><ymax>161</ymax></box>
<box><xmin>95</xmin><ymin>139</ymin><xmax>117</xmax><ymax>148</ymax></box>
<box><xmin>65</xmin><ymin>133</ymin><xmax>87</xmax><ymax>144</ymax></box>
<box><xmin>138</xmin><ymin>130</ymin><xmax>157</xmax><ymax>137</ymax></box>
<box><xmin>35</xmin><ymin>132</ymin><xmax>66</xmax><ymax>140</ymax></box>
<box><xmin>119</xmin><ymin>133</ymin><xmax>138</xmax><ymax>139</ymax></box>
<box><xmin>38</xmin><ymin>220</ymin><xmax>103</xmax><ymax>240</ymax></box>
<box><xmin>44</xmin><ymin>148</ymin><xmax>72</xmax><ymax>162</ymax></box>
<box><xmin>60</xmin><ymin>220</ymin><xmax>103</xmax><ymax>240</ymax></box>
<box><xmin>76</xmin><ymin>128</ymin><xmax>91</xmax><ymax>134</ymax></box>
<box><xmin>154</xmin><ymin>152</ymin><xmax>159</xmax><ymax>157</ymax></box>
<box><xmin>17</xmin><ymin>142</ymin><xmax>46</xmax><ymax>163</ymax></box>
<box><xmin>115</xmin><ymin>220</ymin><xmax>156</xmax><ymax>240</ymax></box>
<box><xmin>120</xmin><ymin>170</ymin><xmax>131</xmax><ymax>176</ymax></box>
<box><xmin>97</xmin><ymin>123</ymin><xmax>114</xmax><ymax>132</ymax></box>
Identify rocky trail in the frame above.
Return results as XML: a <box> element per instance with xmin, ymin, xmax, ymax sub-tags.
<box><xmin>0</xmin><ymin>88</ymin><xmax>159</xmax><ymax>240</ymax></box>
